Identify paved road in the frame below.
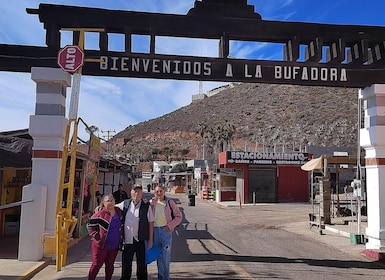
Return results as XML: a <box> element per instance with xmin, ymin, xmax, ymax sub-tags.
<box><xmin>30</xmin><ymin>193</ymin><xmax>384</xmax><ymax>279</ymax></box>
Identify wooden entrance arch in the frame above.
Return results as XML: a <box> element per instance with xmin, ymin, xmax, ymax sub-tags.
<box><xmin>1</xmin><ymin>0</ymin><xmax>385</xmax><ymax>87</ymax></box>
<box><xmin>1</xmin><ymin>0</ymin><xmax>384</xmax><ymax>261</ymax></box>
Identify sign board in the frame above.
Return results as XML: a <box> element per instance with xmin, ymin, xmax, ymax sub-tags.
<box><xmin>57</xmin><ymin>45</ymin><xmax>84</xmax><ymax>72</ymax></box>
<box><xmin>0</xmin><ymin>3</ymin><xmax>384</xmax><ymax>88</ymax></box>
<box><xmin>226</xmin><ymin>151</ymin><xmax>309</xmax><ymax>165</ymax></box>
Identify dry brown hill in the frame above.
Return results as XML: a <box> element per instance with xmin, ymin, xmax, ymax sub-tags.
<box><xmin>114</xmin><ymin>83</ymin><xmax>359</xmax><ymax>161</ymax></box>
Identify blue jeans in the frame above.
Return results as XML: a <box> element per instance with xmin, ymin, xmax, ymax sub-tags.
<box><xmin>154</xmin><ymin>227</ymin><xmax>172</xmax><ymax>280</ymax></box>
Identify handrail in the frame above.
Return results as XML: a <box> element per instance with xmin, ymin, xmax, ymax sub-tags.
<box><xmin>0</xmin><ymin>199</ymin><xmax>34</xmax><ymax>210</ymax></box>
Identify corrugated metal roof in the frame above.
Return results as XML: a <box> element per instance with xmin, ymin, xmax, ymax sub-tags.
<box><xmin>0</xmin><ymin>136</ymin><xmax>33</xmax><ymax>168</ymax></box>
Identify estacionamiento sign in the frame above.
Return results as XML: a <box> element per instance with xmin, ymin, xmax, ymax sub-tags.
<box><xmin>226</xmin><ymin>151</ymin><xmax>309</xmax><ymax>165</ymax></box>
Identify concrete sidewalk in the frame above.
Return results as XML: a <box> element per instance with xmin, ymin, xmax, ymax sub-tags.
<box><xmin>0</xmin><ymin>196</ymin><xmax>383</xmax><ymax>279</ymax></box>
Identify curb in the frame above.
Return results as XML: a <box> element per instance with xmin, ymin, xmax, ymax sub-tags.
<box><xmin>18</xmin><ymin>234</ymin><xmax>88</xmax><ymax>280</ymax></box>
<box><xmin>361</xmin><ymin>249</ymin><xmax>385</xmax><ymax>264</ymax></box>
<box><xmin>19</xmin><ymin>257</ymin><xmax>52</xmax><ymax>280</ymax></box>
<box><xmin>324</xmin><ymin>225</ymin><xmax>351</xmax><ymax>238</ymax></box>
<box><xmin>323</xmin><ymin>225</ymin><xmax>385</xmax><ymax>265</ymax></box>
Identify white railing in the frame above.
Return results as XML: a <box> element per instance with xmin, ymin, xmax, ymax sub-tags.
<box><xmin>0</xmin><ymin>199</ymin><xmax>33</xmax><ymax>210</ymax></box>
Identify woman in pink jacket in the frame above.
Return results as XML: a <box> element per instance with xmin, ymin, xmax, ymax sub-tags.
<box><xmin>150</xmin><ymin>185</ymin><xmax>182</xmax><ymax>280</ymax></box>
<box><xmin>87</xmin><ymin>194</ymin><xmax>123</xmax><ymax>280</ymax></box>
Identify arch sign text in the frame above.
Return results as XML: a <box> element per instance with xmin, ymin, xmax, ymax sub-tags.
<box><xmin>1</xmin><ymin>0</ymin><xmax>385</xmax><ymax>88</ymax></box>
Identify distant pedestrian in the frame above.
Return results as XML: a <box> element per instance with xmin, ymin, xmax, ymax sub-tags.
<box><xmin>96</xmin><ymin>191</ymin><xmax>102</xmax><ymax>205</ymax></box>
<box><xmin>150</xmin><ymin>184</ymin><xmax>182</xmax><ymax>280</ymax></box>
<box><xmin>94</xmin><ymin>191</ymin><xmax>104</xmax><ymax>213</ymax></box>
<box><xmin>113</xmin><ymin>183</ymin><xmax>129</xmax><ymax>203</ymax></box>
<box><xmin>87</xmin><ymin>194</ymin><xmax>123</xmax><ymax>280</ymax></box>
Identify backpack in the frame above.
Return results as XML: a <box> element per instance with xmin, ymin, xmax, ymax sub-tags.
<box><xmin>167</xmin><ymin>199</ymin><xmax>181</xmax><ymax>227</ymax></box>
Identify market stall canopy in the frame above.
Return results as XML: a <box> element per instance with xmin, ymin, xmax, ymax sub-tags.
<box><xmin>301</xmin><ymin>156</ymin><xmax>323</xmax><ymax>171</ymax></box>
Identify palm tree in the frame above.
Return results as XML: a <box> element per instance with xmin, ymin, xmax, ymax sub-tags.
<box><xmin>204</xmin><ymin>131</ymin><xmax>216</xmax><ymax>159</ymax></box>
<box><xmin>197</xmin><ymin>122</ymin><xmax>208</xmax><ymax>159</ymax></box>
<box><xmin>213</xmin><ymin>121</ymin><xmax>236</xmax><ymax>153</ymax></box>
<box><xmin>223</xmin><ymin>120</ymin><xmax>235</xmax><ymax>151</ymax></box>
<box><xmin>197</xmin><ymin>122</ymin><xmax>208</xmax><ymax>139</ymax></box>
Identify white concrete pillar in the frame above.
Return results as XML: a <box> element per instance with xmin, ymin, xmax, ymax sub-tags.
<box><xmin>360</xmin><ymin>84</ymin><xmax>385</xmax><ymax>250</ymax></box>
<box><xmin>18</xmin><ymin>67</ymin><xmax>71</xmax><ymax>261</ymax></box>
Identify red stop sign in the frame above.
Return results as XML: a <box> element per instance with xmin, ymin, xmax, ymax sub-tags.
<box><xmin>57</xmin><ymin>45</ymin><xmax>84</xmax><ymax>72</ymax></box>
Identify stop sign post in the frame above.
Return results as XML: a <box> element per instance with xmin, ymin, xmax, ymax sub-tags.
<box><xmin>57</xmin><ymin>45</ymin><xmax>84</xmax><ymax>119</ymax></box>
<box><xmin>57</xmin><ymin>45</ymin><xmax>84</xmax><ymax>73</ymax></box>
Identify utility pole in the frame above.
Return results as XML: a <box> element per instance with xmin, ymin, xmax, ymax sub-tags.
<box><xmin>101</xmin><ymin>129</ymin><xmax>116</xmax><ymax>156</ymax></box>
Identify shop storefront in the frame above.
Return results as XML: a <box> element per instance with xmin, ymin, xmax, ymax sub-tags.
<box><xmin>0</xmin><ymin>132</ymin><xmax>32</xmax><ymax>236</ymax></box>
<box><xmin>217</xmin><ymin>151</ymin><xmax>311</xmax><ymax>203</ymax></box>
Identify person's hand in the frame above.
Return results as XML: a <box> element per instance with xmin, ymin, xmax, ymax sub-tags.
<box><xmin>165</xmin><ymin>225</ymin><xmax>171</xmax><ymax>232</ymax></box>
<box><xmin>147</xmin><ymin>239</ymin><xmax>153</xmax><ymax>248</ymax></box>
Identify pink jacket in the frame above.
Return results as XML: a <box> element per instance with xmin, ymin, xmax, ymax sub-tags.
<box><xmin>150</xmin><ymin>197</ymin><xmax>182</xmax><ymax>231</ymax></box>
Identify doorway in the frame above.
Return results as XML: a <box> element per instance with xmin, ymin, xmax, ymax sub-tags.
<box><xmin>248</xmin><ymin>168</ymin><xmax>277</xmax><ymax>203</ymax></box>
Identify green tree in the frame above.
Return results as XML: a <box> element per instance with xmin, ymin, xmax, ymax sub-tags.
<box><xmin>170</xmin><ymin>162</ymin><xmax>187</xmax><ymax>173</ymax></box>
<box><xmin>197</xmin><ymin>122</ymin><xmax>208</xmax><ymax>139</ymax></box>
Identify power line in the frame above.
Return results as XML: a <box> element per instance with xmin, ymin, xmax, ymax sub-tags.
<box><xmin>101</xmin><ymin>129</ymin><xmax>116</xmax><ymax>155</ymax></box>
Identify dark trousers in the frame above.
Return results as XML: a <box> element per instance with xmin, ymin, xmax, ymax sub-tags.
<box><xmin>121</xmin><ymin>239</ymin><xmax>147</xmax><ymax>280</ymax></box>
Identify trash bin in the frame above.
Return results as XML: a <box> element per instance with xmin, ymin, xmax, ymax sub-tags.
<box><xmin>188</xmin><ymin>194</ymin><xmax>195</xmax><ymax>206</ymax></box>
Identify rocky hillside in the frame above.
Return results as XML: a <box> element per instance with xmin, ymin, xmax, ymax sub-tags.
<box><xmin>114</xmin><ymin>83</ymin><xmax>360</xmax><ymax>161</ymax></box>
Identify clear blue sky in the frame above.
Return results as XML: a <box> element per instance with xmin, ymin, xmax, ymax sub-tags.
<box><xmin>1</xmin><ymin>0</ymin><xmax>384</xmax><ymax>141</ymax></box>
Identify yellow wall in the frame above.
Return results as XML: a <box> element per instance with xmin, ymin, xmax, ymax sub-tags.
<box><xmin>1</xmin><ymin>167</ymin><xmax>16</xmax><ymax>205</ymax></box>
<box><xmin>1</xmin><ymin>168</ymin><xmax>30</xmax><ymax>205</ymax></box>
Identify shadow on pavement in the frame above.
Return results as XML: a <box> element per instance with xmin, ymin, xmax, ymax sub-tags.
<box><xmin>0</xmin><ymin>235</ymin><xmax>18</xmax><ymax>259</ymax></box>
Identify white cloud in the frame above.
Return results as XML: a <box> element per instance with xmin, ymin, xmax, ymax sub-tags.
<box><xmin>81</xmin><ymin>77</ymin><xmax>122</xmax><ymax>98</ymax></box>
<box><xmin>0</xmin><ymin>72</ymin><xmax>35</xmax><ymax>131</ymax></box>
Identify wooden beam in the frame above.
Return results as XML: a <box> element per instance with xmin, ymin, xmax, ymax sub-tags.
<box><xmin>284</xmin><ymin>36</ymin><xmax>300</xmax><ymax>61</ymax></box>
<box><xmin>219</xmin><ymin>32</ymin><xmax>229</xmax><ymax>58</ymax></box>
<box><xmin>46</xmin><ymin>24</ymin><xmax>60</xmax><ymax>49</ymax></box>
<box><xmin>72</xmin><ymin>31</ymin><xmax>80</xmax><ymax>46</ymax></box>
<box><xmin>325</xmin><ymin>156</ymin><xmax>360</xmax><ymax>165</ymax></box>
<box><xmin>326</xmin><ymin>38</ymin><xmax>345</xmax><ymax>64</ymax></box>
<box><xmin>347</xmin><ymin>40</ymin><xmax>368</xmax><ymax>64</ymax></box>
<box><xmin>305</xmin><ymin>37</ymin><xmax>323</xmax><ymax>62</ymax></box>
<box><xmin>99</xmin><ymin>32</ymin><xmax>108</xmax><ymax>52</ymax></box>
<box><xmin>124</xmin><ymin>28</ymin><xmax>132</xmax><ymax>53</ymax></box>
<box><xmin>150</xmin><ymin>30</ymin><xmax>156</xmax><ymax>55</ymax></box>
<box><xmin>3</xmin><ymin>44</ymin><xmax>385</xmax><ymax>88</ymax></box>
<box><xmin>29</xmin><ymin>4</ymin><xmax>385</xmax><ymax>47</ymax></box>
<box><xmin>368</xmin><ymin>41</ymin><xmax>385</xmax><ymax>64</ymax></box>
